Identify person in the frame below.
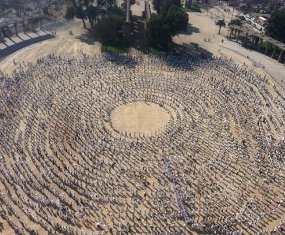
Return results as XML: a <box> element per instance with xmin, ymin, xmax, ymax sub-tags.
<box><xmin>0</xmin><ymin>52</ymin><xmax>284</xmax><ymax>234</ymax></box>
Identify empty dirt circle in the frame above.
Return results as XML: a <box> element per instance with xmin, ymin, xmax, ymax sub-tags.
<box><xmin>110</xmin><ymin>102</ymin><xmax>170</xmax><ymax>136</ymax></box>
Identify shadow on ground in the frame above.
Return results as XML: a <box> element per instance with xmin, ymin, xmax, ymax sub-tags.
<box><xmin>0</xmin><ymin>34</ymin><xmax>56</xmax><ymax>60</ymax></box>
<box><xmin>76</xmin><ymin>32</ymin><xmax>96</xmax><ymax>45</ymax></box>
<box><xmin>103</xmin><ymin>53</ymin><xmax>138</xmax><ymax>68</ymax></box>
<box><xmin>183</xmin><ymin>23</ymin><xmax>200</xmax><ymax>35</ymax></box>
<box><xmin>150</xmin><ymin>43</ymin><xmax>213</xmax><ymax>70</ymax></box>
<box><xmin>130</xmin><ymin>16</ymin><xmax>149</xmax><ymax>54</ymax></box>
<box><xmin>181</xmin><ymin>42</ymin><xmax>212</xmax><ymax>57</ymax></box>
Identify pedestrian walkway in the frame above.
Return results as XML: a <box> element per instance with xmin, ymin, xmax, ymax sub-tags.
<box><xmin>0</xmin><ymin>31</ymin><xmax>55</xmax><ymax>60</ymax></box>
<box><xmin>219</xmin><ymin>41</ymin><xmax>285</xmax><ymax>90</ymax></box>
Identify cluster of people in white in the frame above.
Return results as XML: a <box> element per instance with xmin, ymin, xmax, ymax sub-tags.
<box><xmin>0</xmin><ymin>51</ymin><xmax>284</xmax><ymax>234</ymax></box>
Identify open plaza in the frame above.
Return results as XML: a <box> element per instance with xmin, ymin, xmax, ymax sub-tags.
<box><xmin>0</xmin><ymin>0</ymin><xmax>285</xmax><ymax>234</ymax></box>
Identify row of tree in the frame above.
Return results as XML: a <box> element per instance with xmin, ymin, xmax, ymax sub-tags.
<box><xmin>266</xmin><ymin>9</ymin><xmax>285</xmax><ymax>43</ymax></box>
<box><xmin>65</xmin><ymin>0</ymin><xmax>115</xmax><ymax>28</ymax></box>
<box><xmin>215</xmin><ymin>18</ymin><xmax>242</xmax><ymax>35</ymax></box>
<box><xmin>65</xmin><ymin>1</ymin><xmax>285</xmax><ymax>52</ymax></box>
<box><xmin>146</xmin><ymin>0</ymin><xmax>189</xmax><ymax>51</ymax></box>
<box><xmin>65</xmin><ymin>0</ymin><xmax>125</xmax><ymax>46</ymax></box>
<box><xmin>215</xmin><ymin>8</ymin><xmax>285</xmax><ymax>44</ymax></box>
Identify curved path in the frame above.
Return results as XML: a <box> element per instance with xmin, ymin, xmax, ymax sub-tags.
<box><xmin>0</xmin><ymin>32</ymin><xmax>55</xmax><ymax>60</ymax></box>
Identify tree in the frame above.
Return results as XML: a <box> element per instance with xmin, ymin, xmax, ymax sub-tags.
<box><xmin>216</xmin><ymin>19</ymin><xmax>226</xmax><ymax>34</ymax></box>
<box><xmin>43</xmin><ymin>6</ymin><xmax>50</xmax><ymax>15</ymax></box>
<box><xmin>107</xmin><ymin>6</ymin><xmax>124</xmax><ymax>17</ymax></box>
<box><xmin>65</xmin><ymin>1</ymin><xmax>88</xmax><ymax>28</ymax></box>
<box><xmin>266</xmin><ymin>9</ymin><xmax>285</xmax><ymax>43</ymax></box>
<box><xmin>187</xmin><ymin>3</ymin><xmax>201</xmax><ymax>13</ymax></box>
<box><xmin>97</xmin><ymin>0</ymin><xmax>115</xmax><ymax>8</ymax></box>
<box><xmin>228</xmin><ymin>19</ymin><xmax>242</xmax><ymax>27</ymax></box>
<box><xmin>146</xmin><ymin>15</ymin><xmax>172</xmax><ymax>50</ymax></box>
<box><xmin>65</xmin><ymin>6</ymin><xmax>76</xmax><ymax>21</ymax></box>
<box><xmin>94</xmin><ymin>14</ymin><xmax>124</xmax><ymax>44</ymax></box>
<box><xmin>65</xmin><ymin>0</ymin><xmax>115</xmax><ymax>29</ymax></box>
<box><xmin>76</xmin><ymin>4</ymin><xmax>87</xmax><ymax>28</ymax></box>
<box><xmin>153</xmin><ymin>0</ymin><xmax>161</xmax><ymax>13</ymax></box>
<box><xmin>86</xmin><ymin>5</ymin><xmax>99</xmax><ymax>28</ymax></box>
<box><xmin>164</xmin><ymin>5</ymin><xmax>188</xmax><ymax>36</ymax></box>
<box><xmin>268</xmin><ymin>0</ymin><xmax>282</xmax><ymax>12</ymax></box>
<box><xmin>153</xmin><ymin>0</ymin><xmax>181</xmax><ymax>14</ymax></box>
<box><xmin>92</xmin><ymin>6</ymin><xmax>124</xmax><ymax>45</ymax></box>
<box><xmin>146</xmin><ymin>6</ymin><xmax>188</xmax><ymax>50</ymax></box>
<box><xmin>161</xmin><ymin>0</ymin><xmax>181</xmax><ymax>14</ymax></box>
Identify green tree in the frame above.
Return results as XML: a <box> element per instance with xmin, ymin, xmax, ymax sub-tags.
<box><xmin>97</xmin><ymin>0</ymin><xmax>115</xmax><ymax>8</ymax></box>
<box><xmin>146</xmin><ymin>15</ymin><xmax>172</xmax><ymax>50</ymax></box>
<box><xmin>94</xmin><ymin>14</ymin><xmax>124</xmax><ymax>44</ymax></box>
<box><xmin>153</xmin><ymin>0</ymin><xmax>180</xmax><ymax>14</ymax></box>
<box><xmin>86</xmin><ymin>5</ymin><xmax>100</xmax><ymax>28</ymax></box>
<box><xmin>266</xmin><ymin>9</ymin><xmax>285</xmax><ymax>43</ymax></box>
<box><xmin>161</xmin><ymin>0</ymin><xmax>181</xmax><ymax>14</ymax></box>
<box><xmin>153</xmin><ymin>0</ymin><xmax>161</xmax><ymax>13</ymax></box>
<box><xmin>164</xmin><ymin>5</ymin><xmax>188</xmax><ymax>36</ymax></box>
<box><xmin>76</xmin><ymin>4</ymin><xmax>87</xmax><ymax>28</ymax></box>
<box><xmin>65</xmin><ymin>0</ymin><xmax>115</xmax><ymax>29</ymax></box>
<box><xmin>146</xmin><ymin>6</ymin><xmax>188</xmax><ymax>50</ymax></box>
<box><xmin>43</xmin><ymin>6</ymin><xmax>50</xmax><ymax>15</ymax></box>
<box><xmin>107</xmin><ymin>6</ymin><xmax>124</xmax><ymax>17</ymax></box>
<box><xmin>65</xmin><ymin>6</ymin><xmax>76</xmax><ymax>20</ymax></box>
<box><xmin>187</xmin><ymin>3</ymin><xmax>201</xmax><ymax>12</ymax></box>
<box><xmin>216</xmin><ymin>19</ymin><xmax>226</xmax><ymax>34</ymax></box>
<box><xmin>228</xmin><ymin>18</ymin><xmax>242</xmax><ymax>27</ymax></box>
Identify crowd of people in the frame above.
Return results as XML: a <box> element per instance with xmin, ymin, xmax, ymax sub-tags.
<box><xmin>0</xmin><ymin>51</ymin><xmax>284</xmax><ymax>234</ymax></box>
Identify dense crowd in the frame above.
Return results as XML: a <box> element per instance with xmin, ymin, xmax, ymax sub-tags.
<box><xmin>0</xmin><ymin>52</ymin><xmax>284</xmax><ymax>234</ymax></box>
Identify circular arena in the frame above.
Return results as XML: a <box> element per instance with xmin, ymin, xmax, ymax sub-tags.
<box><xmin>0</xmin><ymin>53</ymin><xmax>285</xmax><ymax>234</ymax></box>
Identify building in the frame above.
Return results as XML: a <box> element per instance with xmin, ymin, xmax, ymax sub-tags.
<box><xmin>0</xmin><ymin>0</ymin><xmax>52</xmax><ymax>10</ymax></box>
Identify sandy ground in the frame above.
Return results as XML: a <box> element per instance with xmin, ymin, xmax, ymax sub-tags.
<box><xmin>1</xmin><ymin>53</ymin><xmax>284</xmax><ymax>234</ymax></box>
<box><xmin>0</xmin><ymin>20</ymin><xmax>101</xmax><ymax>74</ymax></box>
<box><xmin>0</xmin><ymin>5</ymin><xmax>284</xmax><ymax>92</ymax></box>
<box><xmin>111</xmin><ymin>102</ymin><xmax>170</xmax><ymax>136</ymax></box>
<box><xmin>131</xmin><ymin>0</ymin><xmax>145</xmax><ymax>16</ymax></box>
<box><xmin>174</xmin><ymin>8</ymin><xmax>285</xmax><ymax>90</ymax></box>
<box><xmin>0</xmin><ymin>8</ymin><xmax>285</xmax><ymax>234</ymax></box>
